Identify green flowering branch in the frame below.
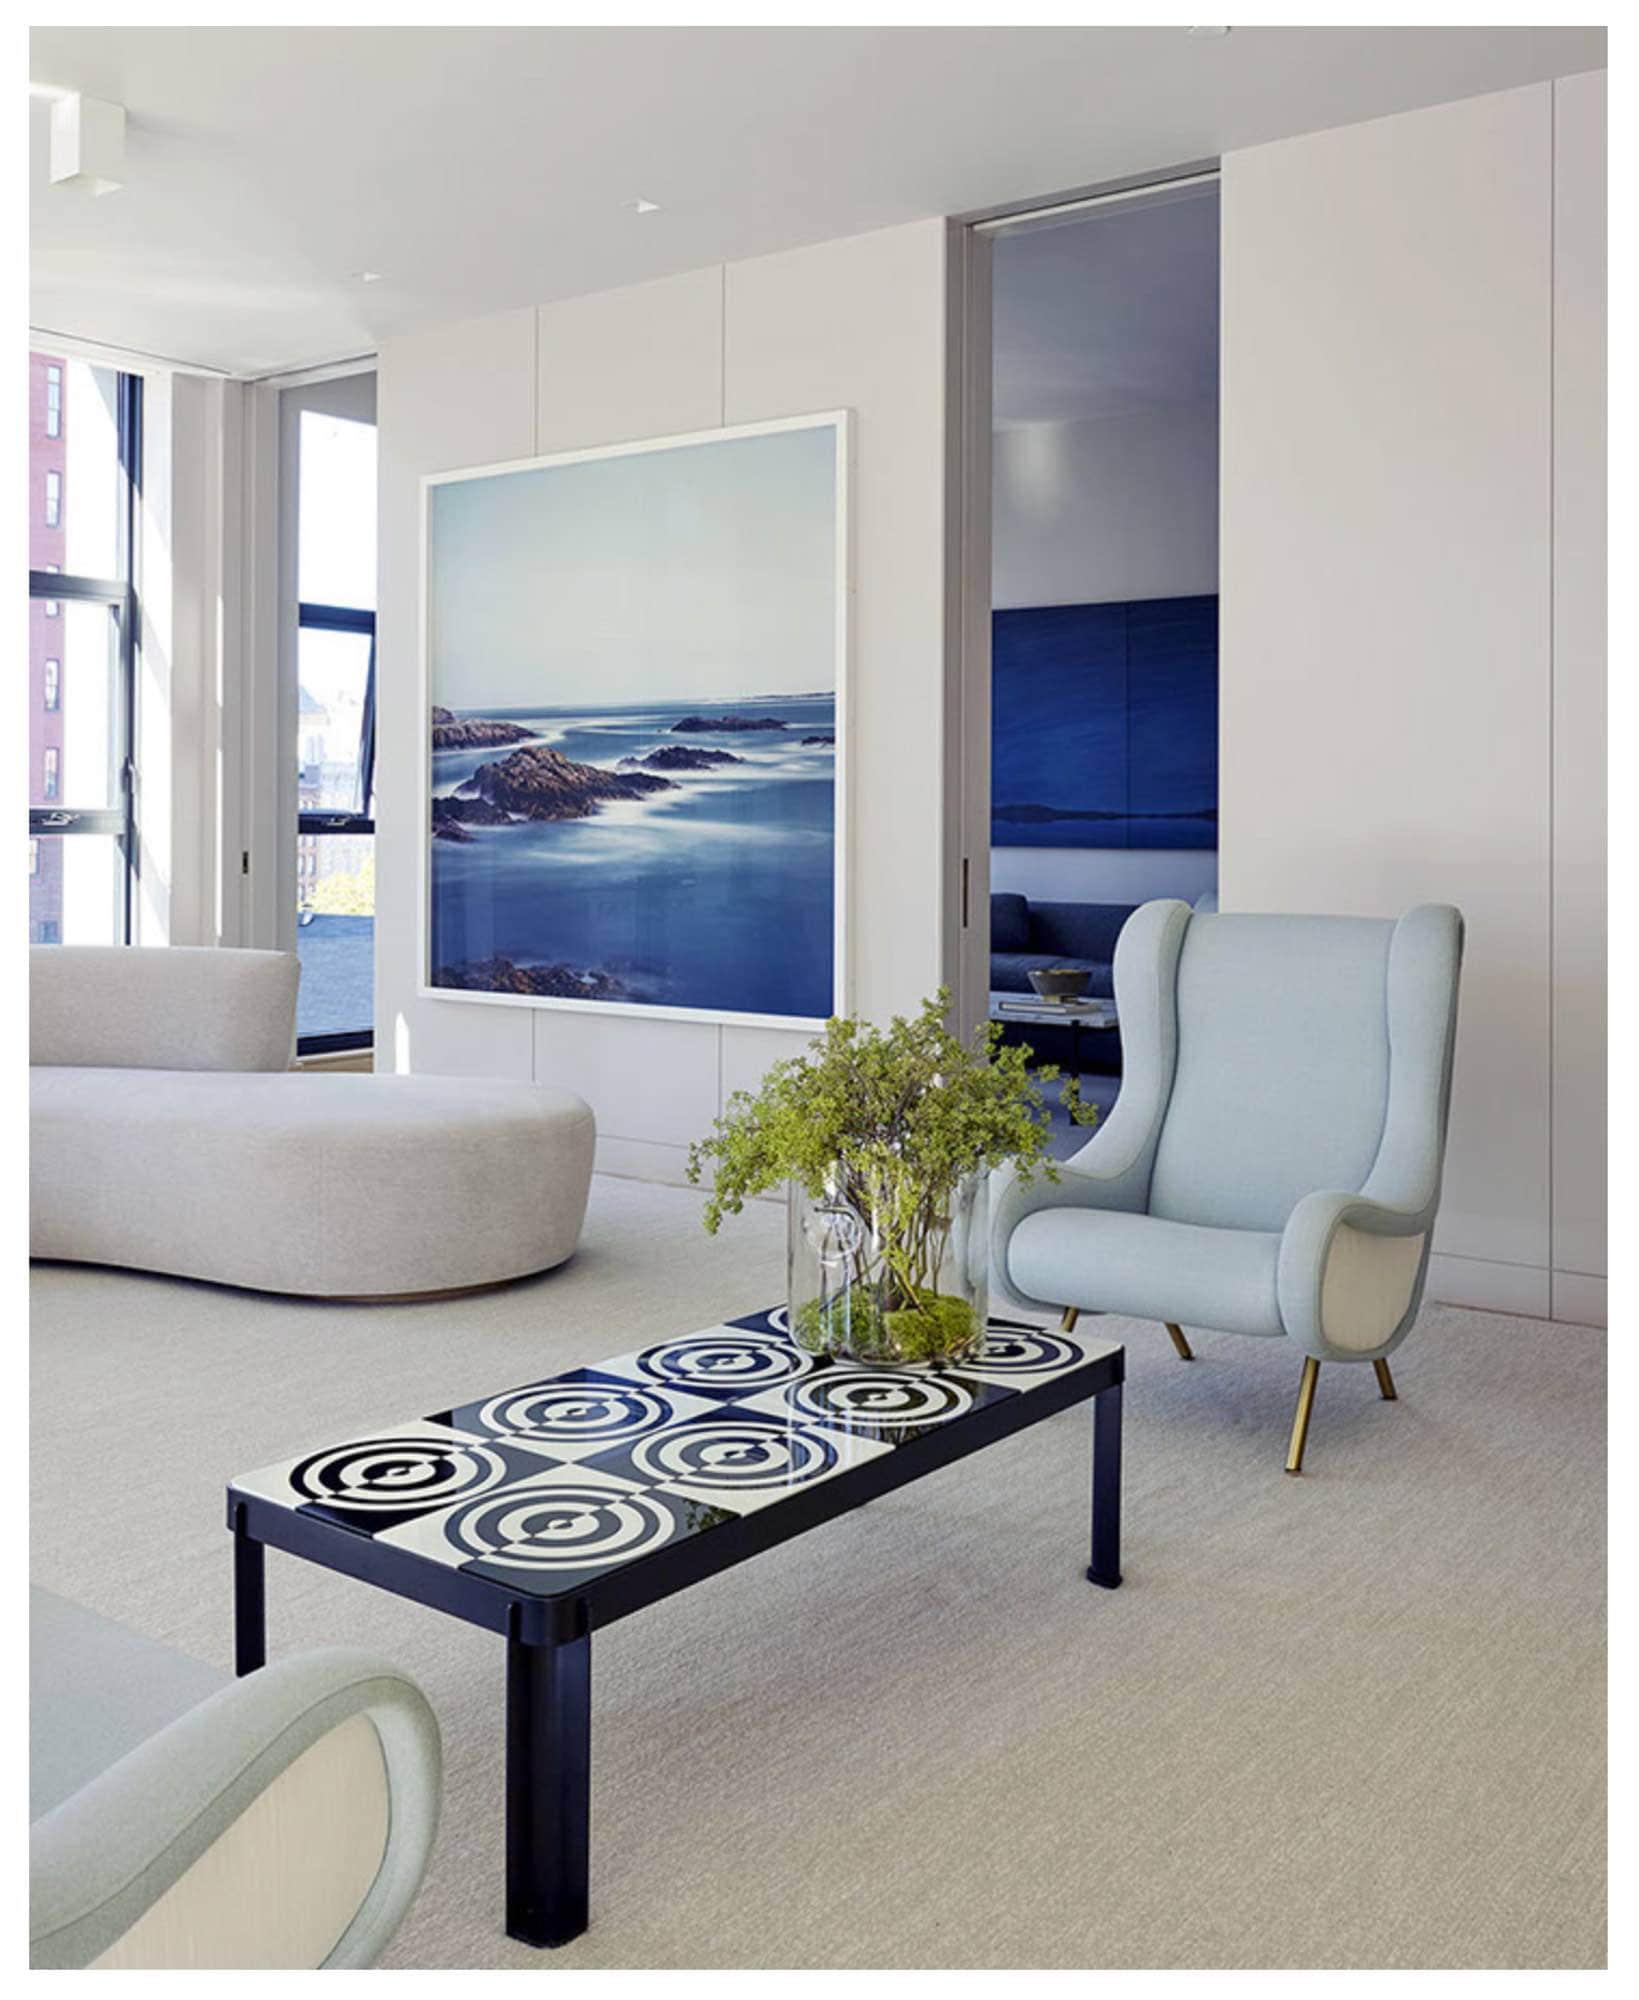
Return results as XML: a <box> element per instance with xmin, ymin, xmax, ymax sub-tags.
<box><xmin>686</xmin><ymin>990</ymin><xmax>1097</xmax><ymax>1322</ymax></box>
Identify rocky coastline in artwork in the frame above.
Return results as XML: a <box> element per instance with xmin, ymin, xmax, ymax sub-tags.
<box><xmin>429</xmin><ymin>704</ymin><xmax>537</xmax><ymax>750</ymax></box>
<box><xmin>429</xmin><ymin>695</ymin><xmax>836</xmax><ymax>1013</ymax></box>
<box><xmin>670</xmin><ymin>713</ymin><xmax>788</xmax><ymax>733</ymax></box>
<box><xmin>432</xmin><ymin>738</ymin><xmax>676</xmax><ymax>840</ymax></box>
<box><xmin>432</xmin><ymin>956</ymin><xmax>631</xmax><ymax>1000</ymax></box>
<box><xmin>619</xmin><ymin>745</ymin><xmax>745</xmax><ymax>773</ymax></box>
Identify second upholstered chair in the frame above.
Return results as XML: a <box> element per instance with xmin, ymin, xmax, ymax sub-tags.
<box><xmin>990</xmin><ymin>898</ymin><xmax>1463</xmax><ymax>1472</ymax></box>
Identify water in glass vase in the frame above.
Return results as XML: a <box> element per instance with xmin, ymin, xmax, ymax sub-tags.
<box><xmin>787</xmin><ymin>1168</ymin><xmax>989</xmax><ymax>1367</ymax></box>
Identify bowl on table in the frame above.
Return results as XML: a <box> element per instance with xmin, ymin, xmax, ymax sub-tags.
<box><xmin>1027</xmin><ymin>965</ymin><xmax>1091</xmax><ymax>1002</ymax></box>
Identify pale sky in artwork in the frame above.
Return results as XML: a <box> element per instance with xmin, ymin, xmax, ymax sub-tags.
<box><xmin>428</xmin><ymin>422</ymin><xmax>838</xmax><ymax>710</ymax></box>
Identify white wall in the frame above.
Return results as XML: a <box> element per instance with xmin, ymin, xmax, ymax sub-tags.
<box><xmin>992</xmin><ymin>403</ymin><xmax>1218</xmax><ymax>611</ymax></box>
<box><xmin>990</xmin><ymin>845</ymin><xmax>1217</xmax><ymax>909</ymax></box>
<box><xmin>374</xmin><ymin>224</ymin><xmax>951</xmax><ymax>1182</ymax></box>
<box><xmin>1220</xmin><ymin>77</ymin><xmax>1605</xmax><ymax>1324</ymax></box>
<box><xmin>991</xmin><ymin>401</ymin><xmax>1219</xmax><ymax>910</ymax></box>
<box><xmin>1549</xmin><ymin>69</ymin><xmax>1607</xmax><ymax>1326</ymax></box>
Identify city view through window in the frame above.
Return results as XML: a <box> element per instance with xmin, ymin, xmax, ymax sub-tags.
<box><xmin>295</xmin><ymin>403</ymin><xmax>377</xmax><ymax>1047</ymax></box>
<box><xmin>28</xmin><ymin>350</ymin><xmax>132</xmax><ymax>948</ymax></box>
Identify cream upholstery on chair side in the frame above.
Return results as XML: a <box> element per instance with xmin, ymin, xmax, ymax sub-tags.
<box><xmin>92</xmin><ymin>1714</ymin><xmax>390</xmax><ymax>1970</ymax></box>
<box><xmin>1316</xmin><ymin>1225</ymin><xmax>1428</xmax><ymax>1355</ymax></box>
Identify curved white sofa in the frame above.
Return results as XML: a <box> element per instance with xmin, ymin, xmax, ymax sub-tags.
<box><xmin>30</xmin><ymin>946</ymin><xmax>596</xmax><ymax>1298</ymax></box>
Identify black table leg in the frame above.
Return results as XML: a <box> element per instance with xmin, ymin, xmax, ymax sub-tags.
<box><xmin>1087</xmin><ymin>1381</ymin><xmax>1123</xmax><ymax>1588</ymax></box>
<box><xmin>506</xmin><ymin>1619</ymin><xmax>591</xmax><ymax>1947</ymax></box>
<box><xmin>233</xmin><ymin>1504</ymin><xmax>266</xmax><ymax>1675</ymax></box>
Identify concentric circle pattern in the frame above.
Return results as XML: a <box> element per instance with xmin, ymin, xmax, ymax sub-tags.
<box><xmin>629</xmin><ymin>1418</ymin><xmax>838</xmax><ymax>1491</ymax></box>
<box><xmin>478</xmin><ymin>1382</ymin><xmax>672</xmax><ymax>1445</ymax></box>
<box><xmin>290</xmin><ymin>1435</ymin><xmax>509</xmax><ymax>1511</ymax></box>
<box><xmin>787</xmin><ymin>1372</ymin><xmax>974</xmax><ymax>1430</ymax></box>
<box><xmin>447</xmin><ymin>1485</ymin><xmax>678</xmax><ymax>1570</ymax></box>
<box><xmin>972</xmin><ymin>1329</ymin><xmax>1080</xmax><ymax>1375</ymax></box>
<box><xmin>633</xmin><ymin>1333</ymin><xmax>810</xmax><ymax>1393</ymax></box>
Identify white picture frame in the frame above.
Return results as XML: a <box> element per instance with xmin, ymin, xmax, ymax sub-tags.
<box><xmin>418</xmin><ymin>410</ymin><xmax>851</xmax><ymax>1031</ymax></box>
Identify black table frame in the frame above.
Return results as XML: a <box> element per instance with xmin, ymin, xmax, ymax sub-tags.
<box><xmin>229</xmin><ymin>1341</ymin><xmax>1124</xmax><ymax>1949</ymax></box>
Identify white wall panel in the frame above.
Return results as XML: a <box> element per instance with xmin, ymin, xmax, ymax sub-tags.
<box><xmin>725</xmin><ymin>223</ymin><xmax>950</xmax><ymax>1023</ymax></box>
<box><xmin>535</xmin><ymin>268</ymin><xmax>723</xmax><ymax>453</ymax></box>
<box><xmin>992</xmin><ymin>403</ymin><xmax>1218</xmax><ymax>611</ymax></box>
<box><xmin>531</xmin><ymin>1008</ymin><xmax>720</xmax><ymax>1148</ymax></box>
<box><xmin>1220</xmin><ymin>86</ymin><xmax>1555</xmax><ymax>1301</ymax></box>
<box><xmin>376</xmin><ymin>225</ymin><xmax>950</xmax><ymax>1175</ymax></box>
<box><xmin>375</xmin><ymin>308</ymin><xmax>537</xmax><ymax>1081</ymax></box>
<box><xmin>1550</xmin><ymin>70</ymin><xmax>1607</xmax><ymax>1321</ymax></box>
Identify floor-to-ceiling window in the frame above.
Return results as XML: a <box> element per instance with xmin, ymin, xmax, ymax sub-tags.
<box><xmin>287</xmin><ymin>379</ymin><xmax>377</xmax><ymax>1052</ymax></box>
<box><xmin>27</xmin><ymin>350</ymin><xmax>142</xmax><ymax>946</ymax></box>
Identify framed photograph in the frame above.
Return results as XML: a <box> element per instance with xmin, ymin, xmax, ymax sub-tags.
<box><xmin>420</xmin><ymin>411</ymin><xmax>849</xmax><ymax>1028</ymax></box>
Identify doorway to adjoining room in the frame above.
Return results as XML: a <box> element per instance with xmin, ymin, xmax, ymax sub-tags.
<box><xmin>985</xmin><ymin>177</ymin><xmax>1220</xmax><ymax>1153</ymax></box>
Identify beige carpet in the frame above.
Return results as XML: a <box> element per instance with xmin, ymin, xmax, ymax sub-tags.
<box><xmin>30</xmin><ymin>1176</ymin><xmax>1606</xmax><ymax>1970</ymax></box>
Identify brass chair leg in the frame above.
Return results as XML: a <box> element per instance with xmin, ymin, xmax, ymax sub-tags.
<box><xmin>1060</xmin><ymin>1307</ymin><xmax>1080</xmax><ymax>1333</ymax></box>
<box><xmin>1285</xmin><ymin>1357</ymin><xmax>1321</xmax><ymax>1476</ymax></box>
<box><xmin>1164</xmin><ymin>1321</ymin><xmax>1194</xmax><ymax>1361</ymax></box>
<box><xmin>1373</xmin><ymin>1357</ymin><xmax>1398</xmax><ymax>1401</ymax></box>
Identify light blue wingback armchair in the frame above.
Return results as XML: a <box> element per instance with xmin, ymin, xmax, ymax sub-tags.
<box><xmin>990</xmin><ymin>900</ymin><xmax>1464</xmax><ymax>1472</ymax></box>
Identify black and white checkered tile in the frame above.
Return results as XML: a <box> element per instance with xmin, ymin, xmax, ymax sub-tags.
<box><xmin>230</xmin><ymin>1313</ymin><xmax>1106</xmax><ymax>1593</ymax></box>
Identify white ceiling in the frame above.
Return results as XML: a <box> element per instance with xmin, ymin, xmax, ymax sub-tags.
<box><xmin>993</xmin><ymin>186</ymin><xmax>1219</xmax><ymax>429</ymax></box>
<box><xmin>29</xmin><ymin>25</ymin><xmax>1604</xmax><ymax>379</ymax></box>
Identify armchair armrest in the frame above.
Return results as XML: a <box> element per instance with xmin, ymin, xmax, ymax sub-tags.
<box><xmin>1277</xmin><ymin>1190</ymin><xmax>1433</xmax><ymax>1364</ymax></box>
<box><xmin>30</xmin><ymin>1650</ymin><xmax>440</xmax><ymax>1970</ymax></box>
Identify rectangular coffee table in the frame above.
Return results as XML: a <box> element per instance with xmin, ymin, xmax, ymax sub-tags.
<box><xmin>227</xmin><ymin>1306</ymin><xmax>1124</xmax><ymax>1948</ymax></box>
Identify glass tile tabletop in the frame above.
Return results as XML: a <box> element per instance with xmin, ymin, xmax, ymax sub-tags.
<box><xmin>230</xmin><ymin>1306</ymin><xmax>1121</xmax><ymax>1603</ymax></box>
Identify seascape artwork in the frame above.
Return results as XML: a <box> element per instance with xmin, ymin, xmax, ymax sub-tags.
<box><xmin>425</xmin><ymin>417</ymin><xmax>844</xmax><ymax>1022</ymax></box>
<box><xmin>991</xmin><ymin>594</ymin><xmax>1218</xmax><ymax>849</ymax></box>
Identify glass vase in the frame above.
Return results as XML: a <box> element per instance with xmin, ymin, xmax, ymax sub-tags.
<box><xmin>787</xmin><ymin>1166</ymin><xmax>989</xmax><ymax>1368</ymax></box>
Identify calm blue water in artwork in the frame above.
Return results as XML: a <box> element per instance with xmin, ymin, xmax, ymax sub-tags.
<box><xmin>991</xmin><ymin>595</ymin><xmax>1218</xmax><ymax>850</ymax></box>
<box><xmin>430</xmin><ymin>694</ymin><xmax>835</xmax><ymax>1019</ymax></box>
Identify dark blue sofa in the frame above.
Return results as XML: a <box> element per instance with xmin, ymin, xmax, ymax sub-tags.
<box><xmin>990</xmin><ymin>893</ymin><xmax>1134</xmax><ymax>999</ymax></box>
<box><xmin>990</xmin><ymin>893</ymin><xmax>1137</xmax><ymax>1076</ymax></box>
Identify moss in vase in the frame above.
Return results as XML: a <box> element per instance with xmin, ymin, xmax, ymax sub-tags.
<box><xmin>881</xmin><ymin>1293</ymin><xmax>981</xmax><ymax>1365</ymax></box>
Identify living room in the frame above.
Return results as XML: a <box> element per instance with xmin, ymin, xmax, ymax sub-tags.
<box><xmin>27</xmin><ymin>21</ymin><xmax>1610</xmax><ymax>1980</ymax></box>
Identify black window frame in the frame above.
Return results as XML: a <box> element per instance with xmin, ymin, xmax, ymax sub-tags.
<box><xmin>28</xmin><ymin>368</ymin><xmax>142</xmax><ymax>945</ymax></box>
<box><xmin>296</xmin><ymin>597</ymin><xmax>376</xmax><ymax>1056</ymax></box>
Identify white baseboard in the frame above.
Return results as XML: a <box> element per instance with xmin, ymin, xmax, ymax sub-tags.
<box><xmin>1425</xmin><ymin>1252</ymin><xmax>1551</xmax><ymax>1319</ymax></box>
<box><xmin>1550</xmin><ymin>1270</ymin><xmax>1607</xmax><ymax>1328</ymax></box>
<box><xmin>593</xmin><ymin>1135</ymin><xmax>695</xmax><ymax>1187</ymax></box>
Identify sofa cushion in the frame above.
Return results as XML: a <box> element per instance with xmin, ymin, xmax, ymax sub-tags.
<box><xmin>30</xmin><ymin>946</ymin><xmax>298</xmax><ymax>1073</ymax></box>
<box><xmin>1007</xmin><ymin>1207</ymin><xmax>1284</xmax><ymax>1336</ymax></box>
<box><xmin>989</xmin><ymin>893</ymin><xmax>1031</xmax><ymax>953</ymax></box>
<box><xmin>1028</xmin><ymin>901</ymin><xmax>1134</xmax><ymax>963</ymax></box>
<box><xmin>30</xmin><ymin>1068</ymin><xmax>596</xmax><ymax>1297</ymax></box>
<box><xmin>990</xmin><ymin>953</ymin><xmax>1114</xmax><ymax>997</ymax></box>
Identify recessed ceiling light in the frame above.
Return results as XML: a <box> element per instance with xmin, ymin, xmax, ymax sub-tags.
<box><xmin>354</xmin><ymin>270</ymin><xmax>383</xmax><ymax>284</ymax></box>
<box><xmin>1187</xmin><ymin>25</ymin><xmax>1232</xmax><ymax>36</ymax></box>
<box><xmin>628</xmin><ymin>197</ymin><xmax>661</xmax><ymax>215</ymax></box>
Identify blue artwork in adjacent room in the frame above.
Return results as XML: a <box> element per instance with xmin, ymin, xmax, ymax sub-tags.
<box><xmin>991</xmin><ymin>594</ymin><xmax>1218</xmax><ymax>849</ymax></box>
